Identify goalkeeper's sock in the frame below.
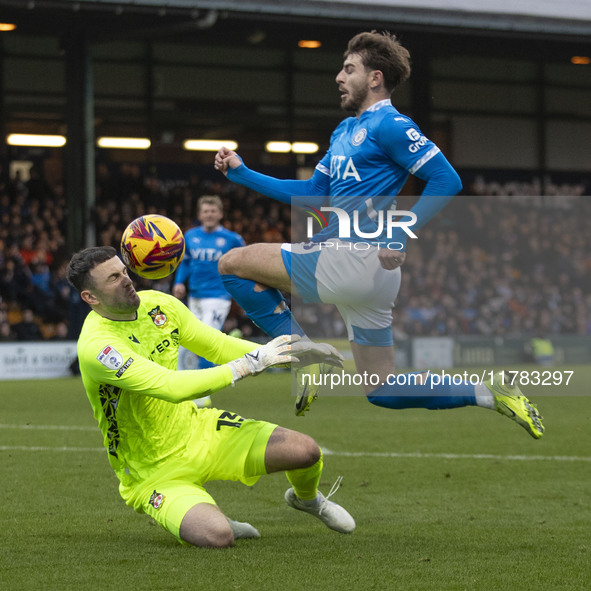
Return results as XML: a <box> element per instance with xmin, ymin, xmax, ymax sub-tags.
<box><xmin>221</xmin><ymin>274</ymin><xmax>305</xmax><ymax>338</ymax></box>
<box><xmin>226</xmin><ymin>519</ymin><xmax>260</xmax><ymax>540</ymax></box>
<box><xmin>285</xmin><ymin>453</ymin><xmax>323</xmax><ymax>501</ymax></box>
<box><xmin>367</xmin><ymin>372</ymin><xmax>493</xmax><ymax>410</ymax></box>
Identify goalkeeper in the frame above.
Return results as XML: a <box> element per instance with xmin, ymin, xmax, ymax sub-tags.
<box><xmin>66</xmin><ymin>246</ymin><xmax>354</xmax><ymax>548</ymax></box>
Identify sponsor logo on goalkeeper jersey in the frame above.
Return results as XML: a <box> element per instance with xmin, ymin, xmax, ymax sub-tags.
<box><xmin>97</xmin><ymin>345</ymin><xmax>123</xmax><ymax>370</ymax></box>
<box><xmin>149</xmin><ymin>490</ymin><xmax>165</xmax><ymax>510</ymax></box>
<box><xmin>150</xmin><ymin>337</ymin><xmax>173</xmax><ymax>357</ymax></box>
<box><xmin>115</xmin><ymin>357</ymin><xmax>134</xmax><ymax>378</ymax></box>
<box><xmin>148</xmin><ymin>306</ymin><xmax>168</xmax><ymax>327</ymax></box>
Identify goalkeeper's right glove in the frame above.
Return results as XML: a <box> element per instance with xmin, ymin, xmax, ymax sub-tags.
<box><xmin>227</xmin><ymin>334</ymin><xmax>295</xmax><ymax>382</ymax></box>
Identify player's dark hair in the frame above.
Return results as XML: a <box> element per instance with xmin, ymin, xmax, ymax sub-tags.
<box><xmin>66</xmin><ymin>246</ymin><xmax>118</xmax><ymax>292</ymax></box>
<box><xmin>345</xmin><ymin>30</ymin><xmax>411</xmax><ymax>93</ymax></box>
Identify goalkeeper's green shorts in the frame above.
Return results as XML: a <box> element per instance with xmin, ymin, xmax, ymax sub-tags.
<box><xmin>121</xmin><ymin>406</ymin><xmax>277</xmax><ymax>544</ymax></box>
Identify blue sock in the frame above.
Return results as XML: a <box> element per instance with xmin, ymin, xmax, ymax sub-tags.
<box><xmin>221</xmin><ymin>274</ymin><xmax>305</xmax><ymax>338</ymax></box>
<box><xmin>367</xmin><ymin>372</ymin><xmax>477</xmax><ymax>410</ymax></box>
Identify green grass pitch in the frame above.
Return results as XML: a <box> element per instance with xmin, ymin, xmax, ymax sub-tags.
<box><xmin>1</xmin><ymin>367</ymin><xmax>590</xmax><ymax>591</ymax></box>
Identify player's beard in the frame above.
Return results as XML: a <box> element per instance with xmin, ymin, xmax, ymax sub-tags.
<box><xmin>340</xmin><ymin>84</ymin><xmax>369</xmax><ymax>114</ymax></box>
<box><xmin>102</xmin><ymin>285</ymin><xmax>140</xmax><ymax>319</ymax></box>
<box><xmin>121</xmin><ymin>284</ymin><xmax>141</xmax><ymax>312</ymax></box>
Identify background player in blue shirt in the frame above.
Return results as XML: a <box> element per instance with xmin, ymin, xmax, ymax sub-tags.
<box><xmin>173</xmin><ymin>195</ymin><xmax>245</xmax><ymax>405</ymax></box>
<box><xmin>214</xmin><ymin>31</ymin><xmax>543</xmax><ymax>439</ymax></box>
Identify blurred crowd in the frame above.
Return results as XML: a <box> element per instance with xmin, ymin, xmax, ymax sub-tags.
<box><xmin>393</xmin><ymin>195</ymin><xmax>591</xmax><ymax>338</ymax></box>
<box><xmin>0</xmin><ymin>165</ymin><xmax>71</xmax><ymax>342</ymax></box>
<box><xmin>0</xmin><ymin>161</ymin><xmax>590</xmax><ymax>342</ymax></box>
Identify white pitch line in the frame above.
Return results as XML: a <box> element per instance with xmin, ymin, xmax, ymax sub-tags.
<box><xmin>321</xmin><ymin>448</ymin><xmax>591</xmax><ymax>463</ymax></box>
<box><xmin>0</xmin><ymin>444</ymin><xmax>589</xmax><ymax>463</ymax></box>
<box><xmin>0</xmin><ymin>445</ymin><xmax>591</xmax><ymax>462</ymax></box>
<box><xmin>0</xmin><ymin>426</ymin><xmax>588</xmax><ymax>463</ymax></box>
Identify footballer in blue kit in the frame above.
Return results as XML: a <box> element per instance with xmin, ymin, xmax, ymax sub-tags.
<box><xmin>173</xmin><ymin>196</ymin><xmax>245</xmax><ymax>404</ymax></box>
<box><xmin>177</xmin><ymin>224</ymin><xmax>244</xmax><ymax>300</ymax></box>
<box><xmin>214</xmin><ymin>31</ymin><xmax>544</xmax><ymax>439</ymax></box>
<box><xmin>299</xmin><ymin>98</ymin><xmax>451</xmax><ymax>247</ymax></box>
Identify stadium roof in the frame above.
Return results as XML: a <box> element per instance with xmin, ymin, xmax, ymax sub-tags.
<box><xmin>1</xmin><ymin>0</ymin><xmax>591</xmax><ymax>38</ymax></box>
<box><xmin>120</xmin><ymin>0</ymin><xmax>591</xmax><ymax>35</ymax></box>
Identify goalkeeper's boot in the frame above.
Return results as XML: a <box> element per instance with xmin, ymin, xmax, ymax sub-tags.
<box><xmin>485</xmin><ymin>371</ymin><xmax>544</xmax><ymax>439</ymax></box>
<box><xmin>294</xmin><ymin>363</ymin><xmax>332</xmax><ymax>416</ymax></box>
<box><xmin>285</xmin><ymin>476</ymin><xmax>355</xmax><ymax>534</ymax></box>
<box><xmin>227</xmin><ymin>519</ymin><xmax>260</xmax><ymax>540</ymax></box>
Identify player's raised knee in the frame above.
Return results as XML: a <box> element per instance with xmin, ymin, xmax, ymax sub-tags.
<box><xmin>218</xmin><ymin>247</ymin><xmax>243</xmax><ymax>275</ymax></box>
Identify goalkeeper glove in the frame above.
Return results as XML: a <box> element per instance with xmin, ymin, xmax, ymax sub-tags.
<box><xmin>227</xmin><ymin>334</ymin><xmax>295</xmax><ymax>382</ymax></box>
<box><xmin>290</xmin><ymin>338</ymin><xmax>344</xmax><ymax>369</ymax></box>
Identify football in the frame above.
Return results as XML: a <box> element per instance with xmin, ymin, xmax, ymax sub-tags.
<box><xmin>120</xmin><ymin>214</ymin><xmax>185</xmax><ymax>279</ymax></box>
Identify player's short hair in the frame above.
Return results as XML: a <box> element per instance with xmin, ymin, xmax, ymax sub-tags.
<box><xmin>198</xmin><ymin>195</ymin><xmax>223</xmax><ymax>212</ymax></box>
<box><xmin>66</xmin><ymin>246</ymin><xmax>118</xmax><ymax>292</ymax></box>
<box><xmin>345</xmin><ymin>30</ymin><xmax>411</xmax><ymax>93</ymax></box>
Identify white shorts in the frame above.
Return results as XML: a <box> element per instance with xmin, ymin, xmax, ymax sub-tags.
<box><xmin>281</xmin><ymin>240</ymin><xmax>401</xmax><ymax>345</ymax></box>
<box><xmin>178</xmin><ymin>298</ymin><xmax>232</xmax><ymax>371</ymax></box>
<box><xmin>187</xmin><ymin>297</ymin><xmax>232</xmax><ymax>331</ymax></box>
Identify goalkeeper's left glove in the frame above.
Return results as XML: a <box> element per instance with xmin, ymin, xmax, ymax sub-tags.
<box><xmin>227</xmin><ymin>334</ymin><xmax>295</xmax><ymax>382</ymax></box>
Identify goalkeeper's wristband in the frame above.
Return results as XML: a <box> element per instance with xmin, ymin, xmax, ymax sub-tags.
<box><xmin>226</xmin><ymin>335</ymin><xmax>294</xmax><ymax>383</ymax></box>
<box><xmin>227</xmin><ymin>349</ymin><xmax>263</xmax><ymax>382</ymax></box>
<box><xmin>227</xmin><ymin>357</ymin><xmax>251</xmax><ymax>382</ymax></box>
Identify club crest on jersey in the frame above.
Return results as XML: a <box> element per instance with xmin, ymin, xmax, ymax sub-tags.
<box><xmin>352</xmin><ymin>128</ymin><xmax>367</xmax><ymax>146</ymax></box>
<box><xmin>97</xmin><ymin>345</ymin><xmax>124</xmax><ymax>370</ymax></box>
<box><xmin>149</xmin><ymin>490</ymin><xmax>165</xmax><ymax>510</ymax></box>
<box><xmin>216</xmin><ymin>237</ymin><xmax>227</xmax><ymax>247</ymax></box>
<box><xmin>148</xmin><ymin>306</ymin><xmax>168</xmax><ymax>328</ymax></box>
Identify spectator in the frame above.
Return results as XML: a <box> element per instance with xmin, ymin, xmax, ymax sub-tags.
<box><xmin>1</xmin><ymin>163</ymin><xmax>590</xmax><ymax>341</ymax></box>
<box><xmin>0</xmin><ymin>320</ymin><xmax>13</xmax><ymax>341</ymax></box>
<box><xmin>12</xmin><ymin>308</ymin><xmax>43</xmax><ymax>341</ymax></box>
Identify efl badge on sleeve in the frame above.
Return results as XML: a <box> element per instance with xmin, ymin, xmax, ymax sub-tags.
<box><xmin>148</xmin><ymin>306</ymin><xmax>168</xmax><ymax>328</ymax></box>
<box><xmin>96</xmin><ymin>345</ymin><xmax>124</xmax><ymax>370</ymax></box>
<box><xmin>149</xmin><ymin>490</ymin><xmax>165</xmax><ymax>510</ymax></box>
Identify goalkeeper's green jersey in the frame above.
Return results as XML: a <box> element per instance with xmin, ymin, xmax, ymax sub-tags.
<box><xmin>77</xmin><ymin>290</ymin><xmax>256</xmax><ymax>486</ymax></box>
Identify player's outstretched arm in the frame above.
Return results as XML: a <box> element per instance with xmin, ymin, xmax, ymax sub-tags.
<box><xmin>226</xmin><ymin>335</ymin><xmax>344</xmax><ymax>381</ymax></box>
<box><xmin>227</xmin><ymin>334</ymin><xmax>294</xmax><ymax>380</ymax></box>
<box><xmin>214</xmin><ymin>148</ymin><xmax>328</xmax><ymax>208</ymax></box>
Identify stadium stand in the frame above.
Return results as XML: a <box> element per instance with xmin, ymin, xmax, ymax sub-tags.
<box><xmin>0</xmin><ymin>164</ymin><xmax>589</xmax><ymax>341</ymax></box>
